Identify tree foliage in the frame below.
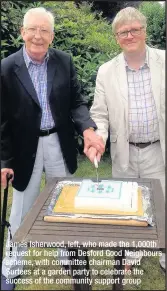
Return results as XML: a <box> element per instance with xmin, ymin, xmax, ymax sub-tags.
<box><xmin>139</xmin><ymin>1</ymin><xmax>165</xmax><ymax>49</ymax></box>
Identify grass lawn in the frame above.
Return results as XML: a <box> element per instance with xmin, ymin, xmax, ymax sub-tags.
<box><xmin>1</xmin><ymin>155</ymin><xmax>165</xmax><ymax>290</ymax></box>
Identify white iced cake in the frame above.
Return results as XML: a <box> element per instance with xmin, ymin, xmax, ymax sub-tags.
<box><xmin>74</xmin><ymin>180</ymin><xmax>138</xmax><ymax>212</ymax></box>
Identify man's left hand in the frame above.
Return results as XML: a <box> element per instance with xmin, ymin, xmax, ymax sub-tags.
<box><xmin>83</xmin><ymin>128</ymin><xmax>105</xmax><ymax>156</ymax></box>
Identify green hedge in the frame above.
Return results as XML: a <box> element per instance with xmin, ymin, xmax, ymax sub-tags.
<box><xmin>43</xmin><ymin>1</ymin><xmax>120</xmax><ymax>107</ymax></box>
<box><xmin>139</xmin><ymin>1</ymin><xmax>165</xmax><ymax>49</ymax></box>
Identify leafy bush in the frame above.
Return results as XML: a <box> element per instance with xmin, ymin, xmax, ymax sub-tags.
<box><xmin>139</xmin><ymin>1</ymin><xmax>165</xmax><ymax>49</ymax></box>
<box><xmin>44</xmin><ymin>1</ymin><xmax>120</xmax><ymax>107</ymax></box>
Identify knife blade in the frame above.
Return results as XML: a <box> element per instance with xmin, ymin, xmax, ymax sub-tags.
<box><xmin>94</xmin><ymin>156</ymin><xmax>99</xmax><ymax>188</ymax></box>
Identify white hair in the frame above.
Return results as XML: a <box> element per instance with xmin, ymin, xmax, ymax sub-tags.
<box><xmin>112</xmin><ymin>7</ymin><xmax>147</xmax><ymax>34</ymax></box>
<box><xmin>23</xmin><ymin>7</ymin><xmax>55</xmax><ymax>31</ymax></box>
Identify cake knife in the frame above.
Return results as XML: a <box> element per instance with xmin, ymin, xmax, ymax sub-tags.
<box><xmin>94</xmin><ymin>156</ymin><xmax>99</xmax><ymax>188</ymax></box>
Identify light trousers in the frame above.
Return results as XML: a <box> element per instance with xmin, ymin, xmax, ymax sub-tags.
<box><xmin>112</xmin><ymin>141</ymin><xmax>165</xmax><ymax>268</ymax></box>
<box><xmin>2</xmin><ymin>133</ymin><xmax>72</xmax><ymax>278</ymax></box>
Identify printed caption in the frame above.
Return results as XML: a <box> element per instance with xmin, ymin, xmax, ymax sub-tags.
<box><xmin>5</xmin><ymin>239</ymin><xmax>161</xmax><ymax>287</ymax></box>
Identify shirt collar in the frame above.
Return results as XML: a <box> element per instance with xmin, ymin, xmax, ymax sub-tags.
<box><xmin>23</xmin><ymin>45</ymin><xmax>49</xmax><ymax>67</ymax></box>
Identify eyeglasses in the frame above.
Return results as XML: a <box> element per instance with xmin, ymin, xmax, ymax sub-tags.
<box><xmin>116</xmin><ymin>27</ymin><xmax>145</xmax><ymax>39</ymax></box>
<box><xmin>25</xmin><ymin>27</ymin><xmax>51</xmax><ymax>37</ymax></box>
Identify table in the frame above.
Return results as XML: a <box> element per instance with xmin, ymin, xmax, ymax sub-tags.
<box><xmin>13</xmin><ymin>177</ymin><xmax>165</xmax><ymax>291</ymax></box>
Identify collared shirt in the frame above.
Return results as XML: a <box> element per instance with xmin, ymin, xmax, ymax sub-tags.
<box><xmin>125</xmin><ymin>49</ymin><xmax>160</xmax><ymax>143</ymax></box>
<box><xmin>23</xmin><ymin>45</ymin><xmax>55</xmax><ymax>129</ymax></box>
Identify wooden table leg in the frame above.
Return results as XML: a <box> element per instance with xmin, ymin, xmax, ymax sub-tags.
<box><xmin>68</xmin><ymin>248</ymin><xmax>92</xmax><ymax>291</ymax></box>
<box><xmin>112</xmin><ymin>250</ymin><xmax>125</xmax><ymax>291</ymax></box>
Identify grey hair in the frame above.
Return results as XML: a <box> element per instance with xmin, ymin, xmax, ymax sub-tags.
<box><xmin>23</xmin><ymin>7</ymin><xmax>55</xmax><ymax>31</ymax></box>
<box><xmin>112</xmin><ymin>7</ymin><xmax>147</xmax><ymax>34</ymax></box>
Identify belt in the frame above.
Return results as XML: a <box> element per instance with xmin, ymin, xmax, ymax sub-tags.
<box><xmin>39</xmin><ymin>127</ymin><xmax>57</xmax><ymax>137</ymax></box>
<box><xmin>129</xmin><ymin>140</ymin><xmax>159</xmax><ymax>149</ymax></box>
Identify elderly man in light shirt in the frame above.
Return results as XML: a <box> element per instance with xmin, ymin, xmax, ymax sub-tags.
<box><xmin>85</xmin><ymin>7</ymin><xmax>165</xmax><ymax>272</ymax></box>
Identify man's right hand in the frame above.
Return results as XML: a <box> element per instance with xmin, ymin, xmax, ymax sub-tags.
<box><xmin>1</xmin><ymin>168</ymin><xmax>14</xmax><ymax>189</ymax></box>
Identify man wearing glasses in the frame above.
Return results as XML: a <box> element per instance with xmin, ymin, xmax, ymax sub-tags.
<box><xmin>86</xmin><ymin>7</ymin><xmax>165</xmax><ymax>272</ymax></box>
<box><xmin>1</xmin><ymin>7</ymin><xmax>105</xmax><ymax>290</ymax></box>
